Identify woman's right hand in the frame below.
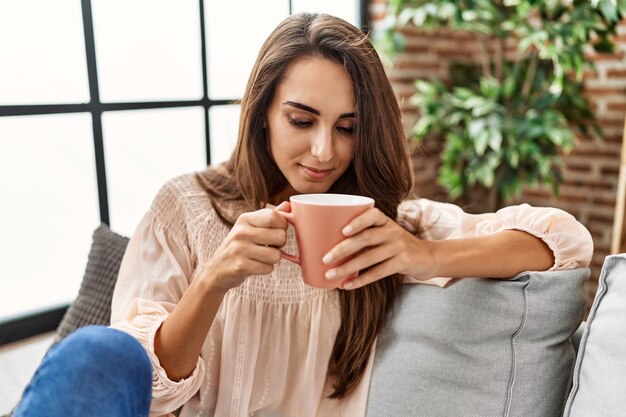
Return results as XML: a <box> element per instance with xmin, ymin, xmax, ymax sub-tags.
<box><xmin>199</xmin><ymin>202</ymin><xmax>289</xmax><ymax>291</ymax></box>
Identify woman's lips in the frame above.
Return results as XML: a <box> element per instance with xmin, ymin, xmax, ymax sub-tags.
<box><xmin>300</xmin><ymin>164</ymin><xmax>334</xmax><ymax>180</ymax></box>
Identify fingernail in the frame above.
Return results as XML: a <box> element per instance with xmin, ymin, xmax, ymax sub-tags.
<box><xmin>322</xmin><ymin>253</ymin><xmax>334</xmax><ymax>264</ymax></box>
<box><xmin>343</xmin><ymin>280</ymin><xmax>354</xmax><ymax>290</ymax></box>
<box><xmin>325</xmin><ymin>269</ymin><xmax>337</xmax><ymax>280</ymax></box>
<box><xmin>342</xmin><ymin>225</ymin><xmax>353</xmax><ymax>236</ymax></box>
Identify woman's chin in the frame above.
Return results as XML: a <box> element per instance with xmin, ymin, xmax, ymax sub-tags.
<box><xmin>294</xmin><ymin>182</ymin><xmax>333</xmax><ymax>195</ymax></box>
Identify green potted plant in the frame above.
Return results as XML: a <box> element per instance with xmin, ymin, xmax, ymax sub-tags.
<box><xmin>375</xmin><ymin>0</ymin><xmax>625</xmax><ymax>211</ymax></box>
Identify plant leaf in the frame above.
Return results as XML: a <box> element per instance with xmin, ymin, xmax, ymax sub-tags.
<box><xmin>473</xmin><ymin>128</ymin><xmax>490</xmax><ymax>156</ymax></box>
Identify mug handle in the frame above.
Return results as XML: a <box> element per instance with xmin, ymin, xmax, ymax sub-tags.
<box><xmin>274</xmin><ymin>205</ymin><xmax>300</xmax><ymax>265</ymax></box>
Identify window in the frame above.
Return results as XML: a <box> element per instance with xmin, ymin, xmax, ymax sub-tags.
<box><xmin>0</xmin><ymin>0</ymin><xmax>365</xmax><ymax>342</ymax></box>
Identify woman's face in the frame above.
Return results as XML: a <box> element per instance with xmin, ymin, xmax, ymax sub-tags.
<box><xmin>266</xmin><ymin>56</ymin><xmax>356</xmax><ymax>204</ymax></box>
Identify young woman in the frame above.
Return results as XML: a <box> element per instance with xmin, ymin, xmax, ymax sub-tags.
<box><xmin>14</xmin><ymin>12</ymin><xmax>593</xmax><ymax>417</ymax></box>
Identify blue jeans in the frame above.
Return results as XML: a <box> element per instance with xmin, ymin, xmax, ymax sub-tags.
<box><xmin>13</xmin><ymin>325</ymin><xmax>152</xmax><ymax>417</ymax></box>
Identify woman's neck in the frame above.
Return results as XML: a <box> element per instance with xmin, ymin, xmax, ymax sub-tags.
<box><xmin>269</xmin><ymin>185</ymin><xmax>298</xmax><ymax>206</ymax></box>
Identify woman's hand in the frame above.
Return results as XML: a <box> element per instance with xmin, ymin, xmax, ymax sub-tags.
<box><xmin>199</xmin><ymin>203</ymin><xmax>289</xmax><ymax>291</ymax></box>
<box><xmin>322</xmin><ymin>207</ymin><xmax>436</xmax><ymax>290</ymax></box>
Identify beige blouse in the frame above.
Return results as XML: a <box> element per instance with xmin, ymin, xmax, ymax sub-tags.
<box><xmin>110</xmin><ymin>171</ymin><xmax>594</xmax><ymax>417</ymax></box>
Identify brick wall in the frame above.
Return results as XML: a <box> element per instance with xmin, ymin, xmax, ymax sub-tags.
<box><xmin>370</xmin><ymin>0</ymin><xmax>626</xmax><ymax>307</ymax></box>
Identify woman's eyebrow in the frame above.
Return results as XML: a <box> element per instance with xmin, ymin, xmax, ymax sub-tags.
<box><xmin>283</xmin><ymin>101</ymin><xmax>355</xmax><ymax>119</ymax></box>
<box><xmin>283</xmin><ymin>101</ymin><xmax>320</xmax><ymax>115</ymax></box>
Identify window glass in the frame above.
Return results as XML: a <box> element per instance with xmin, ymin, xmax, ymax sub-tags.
<box><xmin>0</xmin><ymin>0</ymin><xmax>89</xmax><ymax>105</ymax></box>
<box><xmin>209</xmin><ymin>105</ymin><xmax>241</xmax><ymax>166</ymax></box>
<box><xmin>0</xmin><ymin>0</ymin><xmax>362</xmax><ymax>325</ymax></box>
<box><xmin>92</xmin><ymin>0</ymin><xmax>203</xmax><ymax>102</ymax></box>
<box><xmin>0</xmin><ymin>113</ymin><xmax>99</xmax><ymax>319</ymax></box>
<box><xmin>206</xmin><ymin>0</ymin><xmax>288</xmax><ymax>99</ymax></box>
<box><xmin>103</xmin><ymin>107</ymin><xmax>206</xmax><ymax>236</ymax></box>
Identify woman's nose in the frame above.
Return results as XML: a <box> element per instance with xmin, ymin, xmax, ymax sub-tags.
<box><xmin>310</xmin><ymin>129</ymin><xmax>333</xmax><ymax>163</ymax></box>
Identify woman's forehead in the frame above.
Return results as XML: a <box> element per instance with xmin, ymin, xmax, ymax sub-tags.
<box><xmin>274</xmin><ymin>56</ymin><xmax>355</xmax><ymax>113</ymax></box>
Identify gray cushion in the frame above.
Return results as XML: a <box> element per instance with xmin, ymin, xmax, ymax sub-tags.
<box><xmin>367</xmin><ymin>268</ymin><xmax>589</xmax><ymax>417</ymax></box>
<box><xmin>54</xmin><ymin>224</ymin><xmax>129</xmax><ymax>342</ymax></box>
<box><xmin>570</xmin><ymin>322</ymin><xmax>586</xmax><ymax>356</ymax></box>
<box><xmin>563</xmin><ymin>255</ymin><xmax>626</xmax><ymax>417</ymax></box>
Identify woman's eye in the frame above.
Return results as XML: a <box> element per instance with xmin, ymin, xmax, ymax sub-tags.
<box><xmin>337</xmin><ymin>125</ymin><xmax>355</xmax><ymax>135</ymax></box>
<box><xmin>288</xmin><ymin>116</ymin><xmax>312</xmax><ymax>128</ymax></box>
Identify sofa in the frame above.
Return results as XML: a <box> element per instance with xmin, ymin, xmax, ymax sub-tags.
<box><xmin>6</xmin><ymin>224</ymin><xmax>626</xmax><ymax>416</ymax></box>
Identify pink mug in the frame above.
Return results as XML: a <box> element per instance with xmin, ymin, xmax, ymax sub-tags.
<box><xmin>276</xmin><ymin>193</ymin><xmax>375</xmax><ymax>289</ymax></box>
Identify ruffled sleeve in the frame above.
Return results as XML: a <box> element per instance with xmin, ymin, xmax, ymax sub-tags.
<box><xmin>110</xmin><ymin>209</ymin><xmax>205</xmax><ymax>416</ymax></box>
<box><xmin>397</xmin><ymin>199</ymin><xmax>594</xmax><ymax>286</ymax></box>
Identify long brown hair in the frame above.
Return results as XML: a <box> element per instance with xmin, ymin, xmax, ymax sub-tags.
<box><xmin>196</xmin><ymin>13</ymin><xmax>414</xmax><ymax>398</ymax></box>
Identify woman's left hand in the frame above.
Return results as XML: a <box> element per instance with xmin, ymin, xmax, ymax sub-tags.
<box><xmin>322</xmin><ymin>207</ymin><xmax>436</xmax><ymax>290</ymax></box>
